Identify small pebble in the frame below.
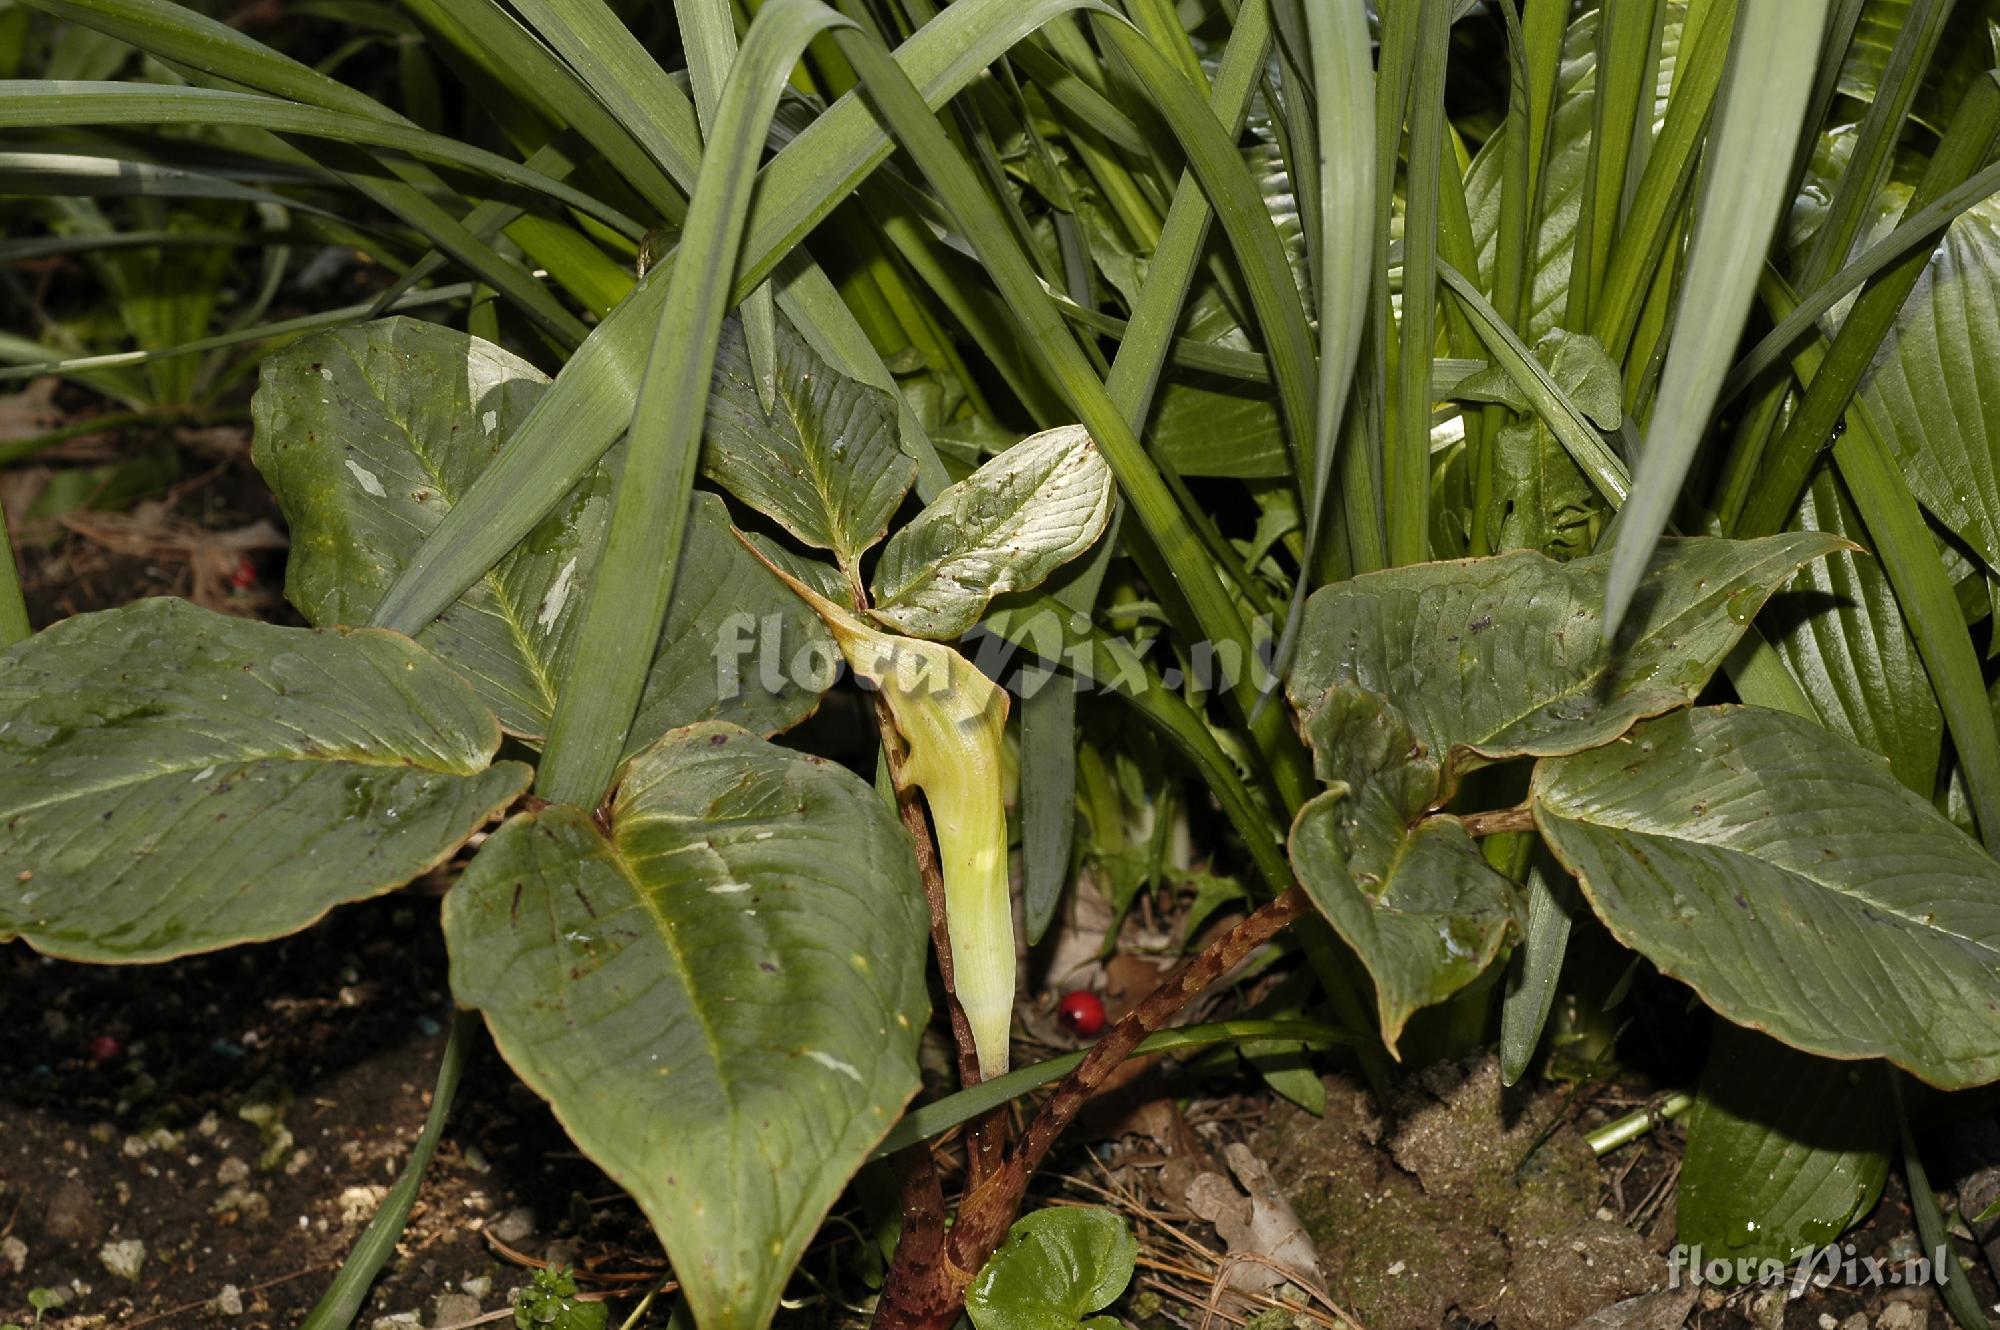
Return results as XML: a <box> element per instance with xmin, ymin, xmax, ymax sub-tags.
<box><xmin>98</xmin><ymin>1238</ymin><xmax>146</xmax><ymax>1281</ymax></box>
<box><xmin>433</xmin><ymin>1292</ymin><xmax>481</xmax><ymax>1326</ymax></box>
<box><xmin>1876</xmin><ymin>1304</ymin><xmax>1927</xmax><ymax>1330</ymax></box>
<box><xmin>339</xmin><ymin>1185</ymin><xmax>389</xmax><ymax>1226</ymax></box>
<box><xmin>210</xmin><ymin>1186</ymin><xmax>269</xmax><ymax>1223</ymax></box>
<box><xmin>489</xmin><ymin>1205</ymin><xmax>534</xmax><ymax>1244</ymax></box>
<box><xmin>1</xmin><ymin>1234</ymin><xmax>25</xmax><ymax>1275</ymax></box>
<box><xmin>210</xmin><ymin>1283</ymin><xmax>244</xmax><ymax>1316</ymax></box>
<box><xmin>215</xmin><ymin>1156</ymin><xmax>250</xmax><ymax>1186</ymax></box>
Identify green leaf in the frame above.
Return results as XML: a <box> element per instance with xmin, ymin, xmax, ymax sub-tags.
<box><xmin>1498</xmin><ymin>853</ymin><xmax>1579</xmax><ymax>1086</ymax></box>
<box><xmin>1678</xmin><ymin>1024</ymin><xmax>1891</xmax><ymax>1264</ymax></box>
<box><xmin>702</xmin><ymin>316</ymin><xmax>915</xmax><ymax>575</ymax></box>
<box><xmin>511</xmin><ymin>1267</ymin><xmax>608</xmax><ymax>1330</ymax></box>
<box><xmin>1604</xmin><ymin>0</ymin><xmax>1831</xmax><ymax>632</ymax></box>
<box><xmin>0</xmin><ymin>598</ymin><xmax>529</xmax><ymax>963</ymax></box>
<box><xmin>534</xmin><ymin>0</ymin><xmax>852</xmax><ymax>809</ymax></box>
<box><xmin>966</xmin><ymin>1207</ymin><xmax>1138</xmax><ymax>1330</ymax></box>
<box><xmin>1837</xmin><ymin>0</ymin><xmax>1993</xmax><ymax>133</ymax></box>
<box><xmin>252</xmin><ymin>319</ymin><xmax>832</xmax><ymax>749</ymax></box>
<box><xmin>1455</xmin><ymin>329</ymin><xmax>1622</xmax><ymax>559</ymax></box>
<box><xmin>1533</xmin><ymin>705</ymin><xmax>2000</xmax><ymax>1090</ymax></box>
<box><xmin>445</xmin><ymin>722</ymin><xmax>929</xmax><ymax>1330</ymax></box>
<box><xmin>1455</xmin><ymin>328</ymin><xmax>1623</xmax><ymax>428</ymax></box>
<box><xmin>1288</xmin><ymin>689</ymin><xmax>1523</xmax><ymax>1055</ymax></box>
<box><xmin>0</xmin><ymin>82</ymin><xmax>637</xmax><ymax>240</ymax></box>
<box><xmin>367</xmin><ymin>0</ymin><xmax>1096</xmax><ymax>640</ymax></box>
<box><xmin>1767</xmin><ymin>471</ymin><xmax>1941</xmax><ymax>795</ymax></box>
<box><xmin>1854</xmin><ymin>191</ymin><xmax>2000</xmax><ymax>582</ymax></box>
<box><xmin>1287</xmin><ymin>534</ymin><xmax>1846</xmax><ymax>801</ymax></box>
<box><xmin>869</xmin><ymin>424</ymin><xmax>1112</xmax><ymax>641</ymax></box>
<box><xmin>1465</xmin><ymin>4</ymin><xmax>1685</xmax><ymax>344</ymax></box>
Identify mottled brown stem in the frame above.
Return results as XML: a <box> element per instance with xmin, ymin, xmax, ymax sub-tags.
<box><xmin>872</xmin><ymin>886</ymin><xmax>1311</xmax><ymax>1330</ymax></box>
<box><xmin>1461</xmin><ymin>804</ymin><xmax>1536</xmax><ymax>838</ymax></box>
<box><xmin>873</xmin><ymin>692</ymin><xmax>1007</xmax><ymax>1188</ymax></box>
<box><xmin>875</xmin><ymin>1143</ymin><xmax>949</xmax><ymax>1326</ymax></box>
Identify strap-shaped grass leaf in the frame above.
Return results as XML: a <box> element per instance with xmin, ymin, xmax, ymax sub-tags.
<box><xmin>869</xmin><ymin>424</ymin><xmax>1112</xmax><ymax>641</ymax></box>
<box><xmin>1465</xmin><ymin>5</ymin><xmax>1683</xmax><ymax>344</ymax></box>
<box><xmin>0</xmin><ymin>598</ymin><xmax>529</xmax><ymax>962</ymax></box>
<box><xmin>370</xmin><ymin>0</ymin><xmax>1091</xmax><ymax>641</ymax></box>
<box><xmin>1678</xmin><ymin>1024</ymin><xmax>1891</xmax><ymax>1262</ymax></box>
<box><xmin>1534</xmin><ymin>705</ymin><xmax>2000</xmax><ymax>1090</ymax></box>
<box><xmin>253</xmin><ymin>319</ymin><xmax>832</xmax><ymax>749</ymax></box>
<box><xmin>701</xmin><ymin>315</ymin><xmax>914</xmax><ymax>574</ymax></box>
<box><xmin>1287</xmin><ymin>534</ymin><xmax>1846</xmax><ymax>800</ymax></box>
<box><xmin>1604</xmin><ymin>0</ymin><xmax>1830</xmax><ymax>632</ymax></box>
<box><xmin>445</xmin><ymin>722</ymin><xmax>927</xmax><ymax>1330</ymax></box>
<box><xmin>1288</xmin><ymin>689</ymin><xmax>1522</xmax><ymax>1054</ymax></box>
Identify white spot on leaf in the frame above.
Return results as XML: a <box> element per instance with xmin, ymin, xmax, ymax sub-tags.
<box><xmin>804</xmin><ymin>1050</ymin><xmax>863</xmax><ymax>1083</ymax></box>
<box><xmin>538</xmin><ymin>558</ymin><xmax>578</xmax><ymax>631</ymax></box>
<box><xmin>344</xmin><ymin>460</ymin><xmax>387</xmax><ymax>497</ymax></box>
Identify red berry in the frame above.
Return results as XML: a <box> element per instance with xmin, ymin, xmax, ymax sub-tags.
<box><xmin>87</xmin><ymin>1034</ymin><xmax>121</xmax><ymax>1064</ymax></box>
<box><xmin>229</xmin><ymin>556</ymin><xmax>257</xmax><ymax>590</ymax></box>
<box><xmin>1056</xmin><ymin>990</ymin><xmax>1105</xmax><ymax>1038</ymax></box>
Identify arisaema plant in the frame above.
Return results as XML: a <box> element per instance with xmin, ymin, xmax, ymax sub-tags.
<box><xmin>5</xmin><ymin>0</ymin><xmax>2000</xmax><ymax>1325</ymax></box>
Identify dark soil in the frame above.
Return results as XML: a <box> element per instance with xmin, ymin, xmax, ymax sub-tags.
<box><xmin>0</xmin><ymin>897</ymin><xmax>664</xmax><ymax>1329</ymax></box>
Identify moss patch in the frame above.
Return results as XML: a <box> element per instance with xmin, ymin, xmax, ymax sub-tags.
<box><xmin>1261</xmin><ymin>1056</ymin><xmax>1660</xmax><ymax>1329</ymax></box>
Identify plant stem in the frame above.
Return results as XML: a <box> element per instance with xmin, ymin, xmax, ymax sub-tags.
<box><xmin>1585</xmin><ymin>1090</ymin><xmax>1693</xmax><ymax>1155</ymax></box>
<box><xmin>872</xmin><ymin>887</ymin><xmax>1310</xmax><ymax>1330</ymax></box>
<box><xmin>0</xmin><ymin>503</ymin><xmax>28</xmax><ymax>648</ymax></box>
<box><xmin>1462</xmin><ymin>804</ymin><xmax>1537</xmax><ymax>838</ymax></box>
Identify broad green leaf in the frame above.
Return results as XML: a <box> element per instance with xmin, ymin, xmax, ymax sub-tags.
<box><xmin>368</xmin><ymin>0</ymin><xmax>1096</xmax><ymax>637</ymax></box>
<box><xmin>1287</xmin><ymin>534</ymin><xmax>1847</xmax><ymax>802</ymax></box>
<box><xmin>445</xmin><ymin>722</ymin><xmax>928</xmax><ymax>1330</ymax></box>
<box><xmin>1854</xmin><ymin>192</ymin><xmax>2000</xmax><ymax>583</ymax></box>
<box><xmin>1678</xmin><ymin>1024</ymin><xmax>1891</xmax><ymax>1263</ymax></box>
<box><xmin>869</xmin><ymin>424</ymin><xmax>1112</xmax><ymax>640</ymax></box>
<box><xmin>252</xmin><ymin>319</ymin><xmax>832</xmax><ymax>749</ymax></box>
<box><xmin>1534</xmin><ymin>705</ymin><xmax>2000</xmax><ymax>1090</ymax></box>
<box><xmin>1288</xmin><ymin>689</ymin><xmax>1523</xmax><ymax>1054</ymax></box>
<box><xmin>0</xmin><ymin>598</ymin><xmax>529</xmax><ymax>963</ymax></box>
<box><xmin>1768</xmin><ymin>472</ymin><xmax>1941</xmax><ymax>794</ymax></box>
<box><xmin>702</xmin><ymin>316</ymin><xmax>915</xmax><ymax>574</ymax></box>
<box><xmin>966</xmin><ymin>1207</ymin><xmax>1137</xmax><ymax>1330</ymax></box>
